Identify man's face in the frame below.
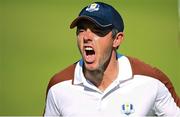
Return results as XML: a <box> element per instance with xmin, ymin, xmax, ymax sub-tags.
<box><xmin>76</xmin><ymin>20</ymin><xmax>115</xmax><ymax>71</ymax></box>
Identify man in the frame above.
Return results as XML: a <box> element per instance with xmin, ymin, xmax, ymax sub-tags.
<box><xmin>44</xmin><ymin>2</ymin><xmax>180</xmax><ymax>116</ymax></box>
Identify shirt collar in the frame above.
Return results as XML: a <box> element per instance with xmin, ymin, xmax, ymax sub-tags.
<box><xmin>116</xmin><ymin>55</ymin><xmax>133</xmax><ymax>83</ymax></box>
<box><xmin>73</xmin><ymin>59</ymin><xmax>85</xmax><ymax>85</ymax></box>
<box><xmin>73</xmin><ymin>54</ymin><xmax>133</xmax><ymax>85</ymax></box>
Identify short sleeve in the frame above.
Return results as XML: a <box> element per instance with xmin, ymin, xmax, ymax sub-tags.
<box><xmin>154</xmin><ymin>81</ymin><xmax>180</xmax><ymax>116</ymax></box>
<box><xmin>44</xmin><ymin>88</ymin><xmax>60</xmax><ymax>116</ymax></box>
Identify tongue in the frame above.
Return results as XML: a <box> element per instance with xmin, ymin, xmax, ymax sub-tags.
<box><xmin>85</xmin><ymin>54</ymin><xmax>95</xmax><ymax>63</ymax></box>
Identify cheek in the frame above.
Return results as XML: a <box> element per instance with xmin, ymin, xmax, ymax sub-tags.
<box><xmin>77</xmin><ymin>38</ymin><xmax>83</xmax><ymax>53</ymax></box>
<box><xmin>96</xmin><ymin>38</ymin><xmax>113</xmax><ymax>57</ymax></box>
<box><xmin>99</xmin><ymin>38</ymin><xmax>113</xmax><ymax>50</ymax></box>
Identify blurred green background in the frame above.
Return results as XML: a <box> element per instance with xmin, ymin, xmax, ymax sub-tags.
<box><xmin>0</xmin><ymin>0</ymin><xmax>180</xmax><ymax>115</ymax></box>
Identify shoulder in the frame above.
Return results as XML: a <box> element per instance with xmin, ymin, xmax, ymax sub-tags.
<box><xmin>126</xmin><ymin>56</ymin><xmax>180</xmax><ymax>107</ymax></box>
<box><xmin>126</xmin><ymin>56</ymin><xmax>173</xmax><ymax>87</ymax></box>
<box><xmin>46</xmin><ymin>62</ymin><xmax>77</xmax><ymax>94</ymax></box>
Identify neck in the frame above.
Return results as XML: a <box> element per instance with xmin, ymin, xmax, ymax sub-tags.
<box><xmin>84</xmin><ymin>51</ymin><xmax>119</xmax><ymax>91</ymax></box>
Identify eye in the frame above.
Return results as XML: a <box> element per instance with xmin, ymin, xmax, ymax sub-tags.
<box><xmin>92</xmin><ymin>28</ymin><xmax>111</xmax><ymax>37</ymax></box>
<box><xmin>93</xmin><ymin>30</ymin><xmax>104</xmax><ymax>36</ymax></box>
<box><xmin>76</xmin><ymin>28</ymin><xmax>85</xmax><ymax>35</ymax></box>
<box><xmin>76</xmin><ymin>24</ymin><xmax>86</xmax><ymax>35</ymax></box>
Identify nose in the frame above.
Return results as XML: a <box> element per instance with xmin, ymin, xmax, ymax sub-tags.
<box><xmin>83</xmin><ymin>29</ymin><xmax>93</xmax><ymax>43</ymax></box>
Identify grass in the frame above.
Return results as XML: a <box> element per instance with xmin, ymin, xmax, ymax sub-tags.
<box><xmin>0</xmin><ymin>0</ymin><xmax>179</xmax><ymax>115</ymax></box>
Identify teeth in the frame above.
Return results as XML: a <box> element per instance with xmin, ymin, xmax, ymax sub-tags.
<box><xmin>85</xmin><ymin>47</ymin><xmax>93</xmax><ymax>50</ymax></box>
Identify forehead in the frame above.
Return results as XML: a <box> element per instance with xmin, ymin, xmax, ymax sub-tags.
<box><xmin>76</xmin><ymin>20</ymin><xmax>113</xmax><ymax>37</ymax></box>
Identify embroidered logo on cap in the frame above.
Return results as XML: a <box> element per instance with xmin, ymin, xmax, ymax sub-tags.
<box><xmin>86</xmin><ymin>3</ymin><xmax>100</xmax><ymax>12</ymax></box>
<box><xmin>121</xmin><ymin>103</ymin><xmax>135</xmax><ymax>115</ymax></box>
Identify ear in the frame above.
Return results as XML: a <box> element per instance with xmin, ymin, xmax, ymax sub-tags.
<box><xmin>113</xmin><ymin>32</ymin><xmax>124</xmax><ymax>48</ymax></box>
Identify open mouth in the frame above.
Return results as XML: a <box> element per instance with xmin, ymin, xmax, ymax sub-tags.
<box><xmin>84</xmin><ymin>46</ymin><xmax>95</xmax><ymax>63</ymax></box>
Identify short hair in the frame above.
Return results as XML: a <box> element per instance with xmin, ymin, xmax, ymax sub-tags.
<box><xmin>111</xmin><ymin>28</ymin><xmax>119</xmax><ymax>39</ymax></box>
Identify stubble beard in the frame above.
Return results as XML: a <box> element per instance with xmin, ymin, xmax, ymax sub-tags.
<box><xmin>83</xmin><ymin>51</ymin><xmax>112</xmax><ymax>86</ymax></box>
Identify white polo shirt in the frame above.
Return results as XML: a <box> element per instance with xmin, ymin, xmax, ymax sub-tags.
<box><xmin>44</xmin><ymin>56</ymin><xmax>180</xmax><ymax>116</ymax></box>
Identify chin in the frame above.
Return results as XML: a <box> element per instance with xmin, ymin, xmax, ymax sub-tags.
<box><xmin>84</xmin><ymin>62</ymin><xmax>99</xmax><ymax>71</ymax></box>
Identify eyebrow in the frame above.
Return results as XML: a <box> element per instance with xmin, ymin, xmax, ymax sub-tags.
<box><xmin>77</xmin><ymin>23</ymin><xmax>111</xmax><ymax>31</ymax></box>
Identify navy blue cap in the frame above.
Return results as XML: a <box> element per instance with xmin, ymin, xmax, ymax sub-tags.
<box><xmin>70</xmin><ymin>2</ymin><xmax>124</xmax><ymax>32</ymax></box>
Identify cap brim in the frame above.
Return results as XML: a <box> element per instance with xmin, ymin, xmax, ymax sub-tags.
<box><xmin>70</xmin><ymin>16</ymin><xmax>112</xmax><ymax>29</ymax></box>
